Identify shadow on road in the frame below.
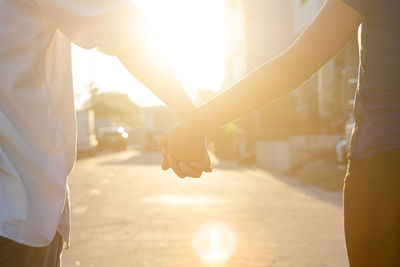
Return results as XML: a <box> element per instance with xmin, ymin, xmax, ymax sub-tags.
<box><xmin>273</xmin><ymin>173</ymin><xmax>343</xmax><ymax>208</ymax></box>
<box><xmin>99</xmin><ymin>150</ymin><xmax>342</xmax><ymax>208</ymax></box>
<box><xmin>100</xmin><ymin>150</ymin><xmax>250</xmax><ymax>171</ymax></box>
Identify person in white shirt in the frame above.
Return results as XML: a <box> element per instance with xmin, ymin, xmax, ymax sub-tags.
<box><xmin>0</xmin><ymin>1</ymin><xmax>210</xmax><ymax>266</ymax></box>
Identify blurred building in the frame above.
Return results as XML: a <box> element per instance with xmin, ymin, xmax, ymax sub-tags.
<box><xmin>292</xmin><ymin>0</ymin><xmax>325</xmax><ymax>34</ymax></box>
<box><xmin>292</xmin><ymin>0</ymin><xmax>358</xmax><ymax>124</ymax></box>
<box><xmin>224</xmin><ymin>0</ymin><xmax>296</xmax><ymax>163</ymax></box>
<box><xmin>224</xmin><ymin>0</ymin><xmax>358</xmax><ymax>171</ymax></box>
<box><xmin>224</xmin><ymin>0</ymin><xmax>294</xmax><ymax>88</ymax></box>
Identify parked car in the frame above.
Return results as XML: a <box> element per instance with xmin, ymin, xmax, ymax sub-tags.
<box><xmin>98</xmin><ymin>126</ymin><xmax>129</xmax><ymax>151</ymax></box>
<box><xmin>76</xmin><ymin>110</ymin><xmax>98</xmax><ymax>156</ymax></box>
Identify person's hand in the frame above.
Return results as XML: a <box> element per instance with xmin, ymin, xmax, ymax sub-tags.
<box><xmin>161</xmin><ymin>145</ymin><xmax>212</xmax><ymax>178</ymax></box>
<box><xmin>160</xmin><ymin>124</ymin><xmax>212</xmax><ymax>178</ymax></box>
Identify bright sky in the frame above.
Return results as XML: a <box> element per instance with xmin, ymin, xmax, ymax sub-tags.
<box><xmin>72</xmin><ymin>0</ymin><xmax>225</xmax><ymax>108</ymax></box>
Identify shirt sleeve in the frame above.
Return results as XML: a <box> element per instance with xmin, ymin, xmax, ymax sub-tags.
<box><xmin>341</xmin><ymin>0</ymin><xmax>372</xmax><ymax>16</ymax></box>
<box><xmin>34</xmin><ymin>0</ymin><xmax>148</xmax><ymax>56</ymax></box>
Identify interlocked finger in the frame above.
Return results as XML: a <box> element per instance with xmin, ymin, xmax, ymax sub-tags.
<box><xmin>179</xmin><ymin>162</ymin><xmax>202</xmax><ymax>178</ymax></box>
<box><xmin>168</xmin><ymin>154</ymin><xmax>186</xmax><ymax>178</ymax></box>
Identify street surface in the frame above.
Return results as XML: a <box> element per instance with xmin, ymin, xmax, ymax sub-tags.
<box><xmin>62</xmin><ymin>150</ymin><xmax>348</xmax><ymax>267</ymax></box>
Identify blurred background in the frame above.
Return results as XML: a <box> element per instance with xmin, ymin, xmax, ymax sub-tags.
<box><xmin>65</xmin><ymin>0</ymin><xmax>356</xmax><ymax>266</ymax></box>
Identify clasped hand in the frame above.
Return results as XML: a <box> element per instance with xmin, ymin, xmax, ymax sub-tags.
<box><xmin>160</xmin><ymin>123</ymin><xmax>212</xmax><ymax>178</ymax></box>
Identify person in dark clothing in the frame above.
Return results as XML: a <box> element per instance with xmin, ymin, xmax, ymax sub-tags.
<box><xmin>161</xmin><ymin>0</ymin><xmax>400</xmax><ymax>266</ymax></box>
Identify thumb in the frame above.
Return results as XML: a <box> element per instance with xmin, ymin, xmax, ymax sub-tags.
<box><xmin>190</xmin><ymin>160</ymin><xmax>212</xmax><ymax>172</ymax></box>
<box><xmin>161</xmin><ymin>156</ymin><xmax>170</xmax><ymax>171</ymax></box>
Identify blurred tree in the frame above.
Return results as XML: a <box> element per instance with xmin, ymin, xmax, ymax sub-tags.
<box><xmin>83</xmin><ymin>92</ymin><xmax>138</xmax><ymax>118</ymax></box>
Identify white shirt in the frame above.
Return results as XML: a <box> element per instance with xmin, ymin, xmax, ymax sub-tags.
<box><xmin>0</xmin><ymin>0</ymin><xmax>145</xmax><ymax>247</ymax></box>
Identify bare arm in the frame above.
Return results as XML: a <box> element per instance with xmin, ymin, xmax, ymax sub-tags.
<box><xmin>117</xmin><ymin>37</ymin><xmax>195</xmax><ymax>119</ymax></box>
<box><xmin>117</xmin><ymin>36</ymin><xmax>213</xmax><ymax>177</ymax></box>
<box><xmin>183</xmin><ymin>0</ymin><xmax>362</xmax><ymax>135</ymax></box>
<box><xmin>161</xmin><ymin>0</ymin><xmax>362</xmax><ymax>177</ymax></box>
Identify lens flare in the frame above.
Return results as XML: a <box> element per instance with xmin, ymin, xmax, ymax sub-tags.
<box><xmin>193</xmin><ymin>223</ymin><xmax>237</xmax><ymax>266</ymax></box>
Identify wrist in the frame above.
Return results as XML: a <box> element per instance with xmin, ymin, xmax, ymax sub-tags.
<box><xmin>176</xmin><ymin>103</ymin><xmax>196</xmax><ymax>121</ymax></box>
<box><xmin>179</xmin><ymin>112</ymin><xmax>208</xmax><ymax>138</ymax></box>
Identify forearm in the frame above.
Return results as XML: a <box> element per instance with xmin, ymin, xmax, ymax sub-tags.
<box><xmin>117</xmin><ymin>38</ymin><xmax>195</xmax><ymax>119</ymax></box>
<box><xmin>184</xmin><ymin>51</ymin><xmax>313</xmax><ymax>135</ymax></box>
<box><xmin>183</xmin><ymin>0</ymin><xmax>361</xmax><ymax>136</ymax></box>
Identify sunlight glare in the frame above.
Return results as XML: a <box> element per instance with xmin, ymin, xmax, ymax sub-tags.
<box><xmin>132</xmin><ymin>0</ymin><xmax>226</xmax><ymax>98</ymax></box>
<box><xmin>73</xmin><ymin>0</ymin><xmax>226</xmax><ymax>107</ymax></box>
<box><xmin>193</xmin><ymin>223</ymin><xmax>237</xmax><ymax>266</ymax></box>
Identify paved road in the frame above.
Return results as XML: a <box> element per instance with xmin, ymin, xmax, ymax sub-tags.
<box><xmin>62</xmin><ymin>150</ymin><xmax>348</xmax><ymax>267</ymax></box>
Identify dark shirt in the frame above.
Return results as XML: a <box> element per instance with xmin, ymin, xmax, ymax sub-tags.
<box><xmin>343</xmin><ymin>0</ymin><xmax>400</xmax><ymax>159</ymax></box>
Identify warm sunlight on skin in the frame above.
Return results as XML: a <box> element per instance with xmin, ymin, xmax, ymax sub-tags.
<box><xmin>193</xmin><ymin>223</ymin><xmax>237</xmax><ymax>266</ymax></box>
<box><xmin>72</xmin><ymin>0</ymin><xmax>225</xmax><ymax>107</ymax></box>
